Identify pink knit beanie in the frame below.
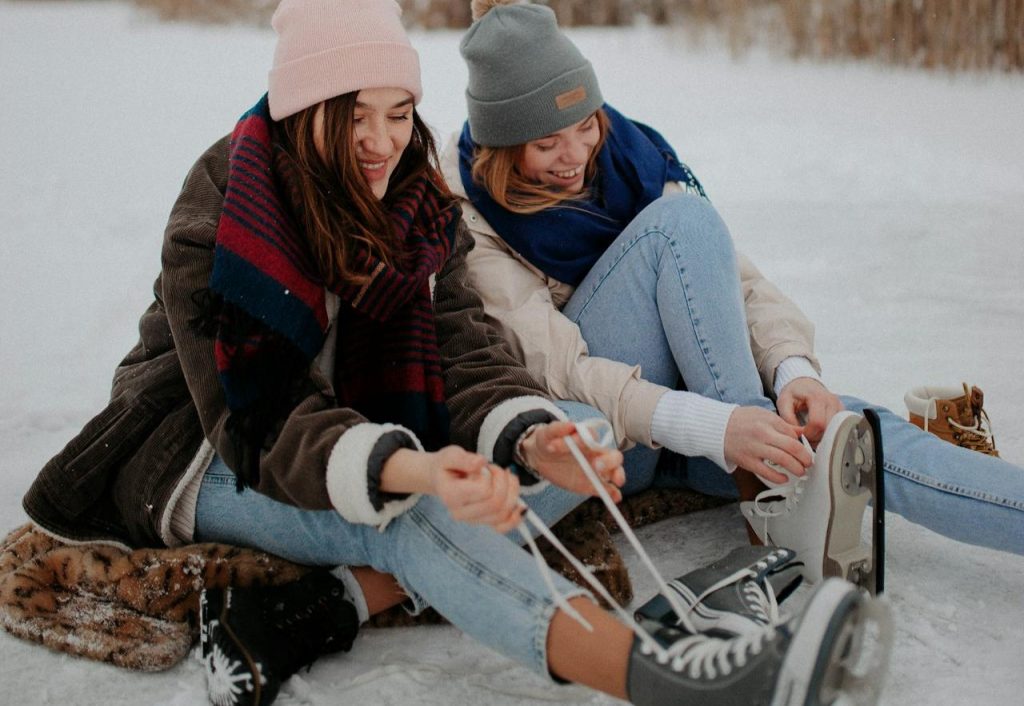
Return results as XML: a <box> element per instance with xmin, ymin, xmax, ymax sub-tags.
<box><xmin>268</xmin><ymin>0</ymin><xmax>423</xmax><ymax>121</ymax></box>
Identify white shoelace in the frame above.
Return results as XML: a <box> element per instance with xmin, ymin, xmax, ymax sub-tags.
<box><xmin>745</xmin><ymin>437</ymin><xmax>817</xmax><ymax>539</ymax></box>
<box><xmin>941</xmin><ymin>414</ymin><xmax>996</xmax><ymax>442</ymax></box>
<box><xmin>649</xmin><ymin>625</ymin><xmax>771</xmax><ymax>678</ymax></box>
<box><xmin>677</xmin><ymin>559</ymin><xmax>782</xmax><ymax>627</ymax></box>
<box><xmin>516</xmin><ymin>419</ymin><xmax>776</xmax><ymax>671</ymax></box>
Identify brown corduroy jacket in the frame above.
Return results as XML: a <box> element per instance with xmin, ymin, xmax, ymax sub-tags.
<box><xmin>24</xmin><ymin>136</ymin><xmax>562</xmax><ymax>550</ymax></box>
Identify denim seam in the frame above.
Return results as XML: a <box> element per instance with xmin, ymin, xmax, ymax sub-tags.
<box><xmin>883</xmin><ymin>460</ymin><xmax>1024</xmax><ymax>512</ymax></box>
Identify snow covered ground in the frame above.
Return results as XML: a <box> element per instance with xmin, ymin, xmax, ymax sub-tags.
<box><xmin>2</xmin><ymin>2</ymin><xmax>1023</xmax><ymax>704</ymax></box>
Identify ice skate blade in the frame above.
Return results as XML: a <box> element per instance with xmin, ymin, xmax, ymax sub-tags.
<box><xmin>816</xmin><ymin>595</ymin><xmax>893</xmax><ymax>706</ymax></box>
<box><xmin>822</xmin><ymin>415</ymin><xmax>875</xmax><ymax>593</ymax></box>
<box><xmin>772</xmin><ymin>581</ymin><xmax>892</xmax><ymax>706</ymax></box>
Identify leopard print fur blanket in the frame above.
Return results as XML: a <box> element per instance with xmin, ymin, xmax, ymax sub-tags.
<box><xmin>0</xmin><ymin>487</ymin><xmax>729</xmax><ymax>671</ymax></box>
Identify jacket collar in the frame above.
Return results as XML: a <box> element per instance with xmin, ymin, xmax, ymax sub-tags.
<box><xmin>440</xmin><ymin>133</ymin><xmax>500</xmax><ymax>239</ymax></box>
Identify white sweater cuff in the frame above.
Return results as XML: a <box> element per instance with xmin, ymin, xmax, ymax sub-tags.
<box><xmin>651</xmin><ymin>391</ymin><xmax>737</xmax><ymax>472</ymax></box>
<box><xmin>773</xmin><ymin>356</ymin><xmax>823</xmax><ymax>397</ymax></box>
<box><xmin>326</xmin><ymin>423</ymin><xmax>422</xmax><ymax>528</ymax></box>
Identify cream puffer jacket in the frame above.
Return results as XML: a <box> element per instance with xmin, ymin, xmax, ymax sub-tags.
<box><xmin>440</xmin><ymin>137</ymin><xmax>820</xmax><ymax>450</ymax></box>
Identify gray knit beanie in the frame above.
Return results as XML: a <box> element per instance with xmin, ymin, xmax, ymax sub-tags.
<box><xmin>461</xmin><ymin>0</ymin><xmax>603</xmax><ymax>147</ymax></box>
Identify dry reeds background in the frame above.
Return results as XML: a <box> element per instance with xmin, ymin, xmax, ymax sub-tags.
<box><xmin>130</xmin><ymin>0</ymin><xmax>1024</xmax><ymax>71</ymax></box>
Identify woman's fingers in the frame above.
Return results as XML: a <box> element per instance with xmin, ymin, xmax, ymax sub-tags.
<box><xmin>759</xmin><ymin>443</ymin><xmax>806</xmax><ymax>478</ymax></box>
<box><xmin>448</xmin><ymin>465</ymin><xmax>522</xmax><ymax>529</ymax></box>
<box><xmin>748</xmin><ymin>459</ymin><xmax>791</xmax><ymax>485</ymax></box>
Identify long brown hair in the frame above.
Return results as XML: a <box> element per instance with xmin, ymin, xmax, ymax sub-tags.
<box><xmin>470</xmin><ymin>109</ymin><xmax>610</xmax><ymax>215</ymax></box>
<box><xmin>274</xmin><ymin>92</ymin><xmax>448</xmax><ymax>285</ymax></box>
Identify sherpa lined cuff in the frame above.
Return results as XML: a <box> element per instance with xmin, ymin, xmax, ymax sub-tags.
<box><xmin>327</xmin><ymin>423</ymin><xmax>423</xmax><ymax>527</ymax></box>
<box><xmin>478</xmin><ymin>396</ymin><xmax>566</xmax><ymax>493</ymax></box>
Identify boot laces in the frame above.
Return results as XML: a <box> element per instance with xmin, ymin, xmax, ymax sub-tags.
<box><xmin>922</xmin><ymin>383</ymin><xmax>997</xmax><ymax>453</ymax></box>
<box><xmin>943</xmin><ymin>412</ymin><xmax>996</xmax><ymax>452</ymax></box>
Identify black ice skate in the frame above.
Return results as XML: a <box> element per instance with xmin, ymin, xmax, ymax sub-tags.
<box><xmin>628</xmin><ymin>577</ymin><xmax>893</xmax><ymax>706</ymax></box>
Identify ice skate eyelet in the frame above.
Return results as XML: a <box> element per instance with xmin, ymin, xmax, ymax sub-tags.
<box><xmin>640</xmin><ymin>643</ymin><xmax>655</xmax><ymax>656</ymax></box>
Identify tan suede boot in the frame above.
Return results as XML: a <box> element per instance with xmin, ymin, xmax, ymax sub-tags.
<box><xmin>905</xmin><ymin>383</ymin><xmax>999</xmax><ymax>456</ymax></box>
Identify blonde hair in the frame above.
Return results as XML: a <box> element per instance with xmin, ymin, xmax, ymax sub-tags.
<box><xmin>470</xmin><ymin>109</ymin><xmax>610</xmax><ymax>215</ymax></box>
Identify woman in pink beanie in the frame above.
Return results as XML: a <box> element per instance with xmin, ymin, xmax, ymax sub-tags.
<box><xmin>20</xmin><ymin>0</ymin><xmax>629</xmax><ymax>704</ymax></box>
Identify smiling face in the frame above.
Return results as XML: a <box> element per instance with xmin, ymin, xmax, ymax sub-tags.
<box><xmin>312</xmin><ymin>87</ymin><xmax>415</xmax><ymax>200</ymax></box>
<box><xmin>352</xmin><ymin>87</ymin><xmax>416</xmax><ymax>199</ymax></box>
<box><xmin>517</xmin><ymin>112</ymin><xmax>601</xmax><ymax>194</ymax></box>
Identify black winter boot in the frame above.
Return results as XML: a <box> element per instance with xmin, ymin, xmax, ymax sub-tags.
<box><xmin>633</xmin><ymin>545</ymin><xmax>803</xmax><ymax>636</ymax></box>
<box><xmin>199</xmin><ymin>569</ymin><xmax>360</xmax><ymax>706</ymax></box>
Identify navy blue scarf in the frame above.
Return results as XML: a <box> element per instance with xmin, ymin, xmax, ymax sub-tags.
<box><xmin>458</xmin><ymin>104</ymin><xmax>706</xmax><ymax>286</ymax></box>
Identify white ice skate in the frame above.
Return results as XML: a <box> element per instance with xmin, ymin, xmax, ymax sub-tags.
<box><xmin>741</xmin><ymin>410</ymin><xmax>885</xmax><ymax>594</ymax></box>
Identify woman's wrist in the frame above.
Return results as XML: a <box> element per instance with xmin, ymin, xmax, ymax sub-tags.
<box><xmin>512</xmin><ymin>423</ymin><xmax>543</xmax><ymax>478</ymax></box>
<box><xmin>379</xmin><ymin>448</ymin><xmax>435</xmax><ymax>495</ymax></box>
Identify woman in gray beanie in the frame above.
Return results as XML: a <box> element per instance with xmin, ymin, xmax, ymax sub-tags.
<box><xmin>431</xmin><ymin>2</ymin><xmax>899</xmax><ymax>706</ymax></box>
<box><xmin>448</xmin><ymin>0</ymin><xmax>1024</xmax><ymax>551</ymax></box>
<box><xmin>446</xmin><ymin>0</ymin><xmax>1022</xmax><ymax>699</ymax></box>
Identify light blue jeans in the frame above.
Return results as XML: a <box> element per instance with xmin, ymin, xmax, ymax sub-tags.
<box><xmin>194</xmin><ymin>401</ymin><xmax>599</xmax><ymax>676</ymax></box>
<box><xmin>563</xmin><ymin>193</ymin><xmax>1024</xmax><ymax>556</ymax></box>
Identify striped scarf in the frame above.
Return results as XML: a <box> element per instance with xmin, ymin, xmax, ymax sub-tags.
<box><xmin>206</xmin><ymin>95</ymin><xmax>459</xmax><ymax>487</ymax></box>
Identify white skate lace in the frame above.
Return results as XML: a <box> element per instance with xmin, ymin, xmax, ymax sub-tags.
<box><xmin>676</xmin><ymin>560</ymin><xmax>782</xmax><ymax>626</ymax></box>
<box><xmin>515</xmin><ymin>418</ymin><xmax>774</xmax><ymax>664</ymax></box>
<box><xmin>640</xmin><ymin>625</ymin><xmax>773</xmax><ymax>678</ymax></box>
<box><xmin>745</xmin><ymin>438</ymin><xmax>816</xmax><ymax>538</ymax></box>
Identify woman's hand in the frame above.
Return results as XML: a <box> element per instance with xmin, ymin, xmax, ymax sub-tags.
<box><xmin>724</xmin><ymin>406</ymin><xmax>812</xmax><ymax>485</ymax></box>
<box><xmin>776</xmin><ymin>378</ymin><xmax>845</xmax><ymax>447</ymax></box>
<box><xmin>429</xmin><ymin>446</ymin><xmax>524</xmax><ymax>534</ymax></box>
<box><xmin>519</xmin><ymin>421</ymin><xmax>626</xmax><ymax>503</ymax></box>
<box><xmin>380</xmin><ymin>446</ymin><xmax>523</xmax><ymax>533</ymax></box>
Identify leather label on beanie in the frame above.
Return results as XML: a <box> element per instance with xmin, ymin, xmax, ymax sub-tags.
<box><xmin>555</xmin><ymin>86</ymin><xmax>587</xmax><ymax>110</ymax></box>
